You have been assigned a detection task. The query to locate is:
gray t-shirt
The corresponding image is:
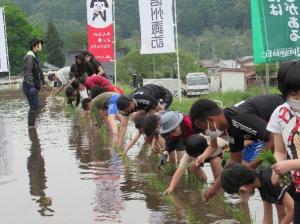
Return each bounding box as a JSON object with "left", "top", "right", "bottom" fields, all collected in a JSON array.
[{"left": 56, "top": 67, "right": 70, "bottom": 85}]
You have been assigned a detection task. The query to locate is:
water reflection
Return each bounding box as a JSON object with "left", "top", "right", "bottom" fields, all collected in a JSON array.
[
  {"left": 93, "top": 148, "right": 124, "bottom": 222},
  {"left": 0, "top": 90, "right": 265, "bottom": 223},
  {"left": 68, "top": 122, "right": 125, "bottom": 222},
  {"left": 27, "top": 128, "right": 54, "bottom": 216},
  {"left": 0, "top": 119, "right": 13, "bottom": 177}
]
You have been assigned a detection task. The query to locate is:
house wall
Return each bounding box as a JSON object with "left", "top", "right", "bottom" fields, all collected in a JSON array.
[{"left": 221, "top": 71, "right": 245, "bottom": 92}]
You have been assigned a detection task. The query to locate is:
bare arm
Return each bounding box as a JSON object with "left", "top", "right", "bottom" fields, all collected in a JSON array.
[
  {"left": 273, "top": 133, "right": 288, "bottom": 161},
  {"left": 116, "top": 114, "right": 128, "bottom": 147},
  {"left": 151, "top": 134, "right": 165, "bottom": 153},
  {"left": 164, "top": 166, "right": 186, "bottom": 194},
  {"left": 124, "top": 132, "right": 141, "bottom": 154},
  {"left": 195, "top": 138, "right": 218, "bottom": 166},
  {"left": 280, "top": 192, "right": 294, "bottom": 224},
  {"left": 152, "top": 102, "right": 164, "bottom": 112},
  {"left": 106, "top": 114, "right": 118, "bottom": 145},
  {"left": 97, "top": 66, "right": 105, "bottom": 76}
]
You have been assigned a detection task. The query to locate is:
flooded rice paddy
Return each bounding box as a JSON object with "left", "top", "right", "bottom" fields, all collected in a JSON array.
[{"left": 0, "top": 90, "right": 271, "bottom": 223}]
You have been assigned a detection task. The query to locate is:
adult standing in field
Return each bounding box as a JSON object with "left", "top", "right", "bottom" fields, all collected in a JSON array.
[
  {"left": 22, "top": 37, "right": 46, "bottom": 128},
  {"left": 82, "top": 51, "right": 108, "bottom": 78}
]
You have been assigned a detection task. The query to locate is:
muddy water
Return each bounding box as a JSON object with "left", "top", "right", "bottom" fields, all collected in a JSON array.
[{"left": 0, "top": 90, "right": 270, "bottom": 224}]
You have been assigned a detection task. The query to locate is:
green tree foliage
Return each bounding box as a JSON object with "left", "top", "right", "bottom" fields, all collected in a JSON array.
[
  {"left": 8, "top": 0, "right": 251, "bottom": 42},
  {"left": 1, "top": 2, "right": 44, "bottom": 75},
  {"left": 65, "top": 31, "right": 87, "bottom": 50},
  {"left": 117, "top": 49, "right": 198, "bottom": 82},
  {"left": 45, "top": 19, "right": 64, "bottom": 67},
  {"left": 4, "top": 0, "right": 254, "bottom": 77}
]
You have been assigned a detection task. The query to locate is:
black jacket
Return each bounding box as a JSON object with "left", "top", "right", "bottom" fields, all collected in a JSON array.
[{"left": 23, "top": 51, "right": 45, "bottom": 90}]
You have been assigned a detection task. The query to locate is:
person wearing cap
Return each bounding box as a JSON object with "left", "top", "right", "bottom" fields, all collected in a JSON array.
[
  {"left": 48, "top": 66, "right": 72, "bottom": 97},
  {"left": 157, "top": 111, "right": 195, "bottom": 164},
  {"left": 22, "top": 37, "right": 46, "bottom": 128}
]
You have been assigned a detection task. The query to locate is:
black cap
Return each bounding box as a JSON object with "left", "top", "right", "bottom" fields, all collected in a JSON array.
[{"left": 29, "top": 37, "right": 44, "bottom": 48}]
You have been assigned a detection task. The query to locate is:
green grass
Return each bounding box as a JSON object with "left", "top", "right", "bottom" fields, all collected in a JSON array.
[
  {"left": 186, "top": 205, "right": 199, "bottom": 224},
  {"left": 118, "top": 84, "right": 279, "bottom": 113},
  {"left": 168, "top": 86, "right": 279, "bottom": 113}
]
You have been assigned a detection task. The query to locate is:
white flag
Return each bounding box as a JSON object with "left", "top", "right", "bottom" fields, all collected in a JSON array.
[
  {"left": 139, "top": 0, "right": 175, "bottom": 54},
  {"left": 0, "top": 8, "right": 8, "bottom": 72}
]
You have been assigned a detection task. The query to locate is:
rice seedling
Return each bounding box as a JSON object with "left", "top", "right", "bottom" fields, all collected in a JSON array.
[
  {"left": 258, "top": 150, "right": 293, "bottom": 187},
  {"left": 186, "top": 205, "right": 199, "bottom": 224}
]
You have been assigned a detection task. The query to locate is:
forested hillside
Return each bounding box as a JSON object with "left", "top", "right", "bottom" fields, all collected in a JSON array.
[
  {"left": 1, "top": 0, "right": 253, "bottom": 77},
  {"left": 9, "top": 0, "right": 250, "bottom": 37}
]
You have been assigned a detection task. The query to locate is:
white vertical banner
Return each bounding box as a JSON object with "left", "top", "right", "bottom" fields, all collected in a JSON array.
[
  {"left": 139, "top": 0, "right": 175, "bottom": 54},
  {"left": 0, "top": 8, "right": 8, "bottom": 72}
]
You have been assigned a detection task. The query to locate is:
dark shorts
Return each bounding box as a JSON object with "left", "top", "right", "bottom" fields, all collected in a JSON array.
[{"left": 165, "top": 136, "right": 185, "bottom": 153}]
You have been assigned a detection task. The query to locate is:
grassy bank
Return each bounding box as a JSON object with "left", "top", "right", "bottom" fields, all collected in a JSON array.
[
  {"left": 169, "top": 87, "right": 279, "bottom": 113},
  {"left": 120, "top": 84, "right": 279, "bottom": 114}
]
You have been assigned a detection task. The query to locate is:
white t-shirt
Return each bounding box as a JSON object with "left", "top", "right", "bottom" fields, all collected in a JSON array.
[
  {"left": 267, "top": 102, "right": 300, "bottom": 192},
  {"left": 267, "top": 102, "right": 300, "bottom": 160},
  {"left": 79, "top": 88, "right": 89, "bottom": 100},
  {"left": 56, "top": 67, "right": 70, "bottom": 85}
]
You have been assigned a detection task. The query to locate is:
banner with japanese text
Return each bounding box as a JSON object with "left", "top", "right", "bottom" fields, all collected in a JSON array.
[
  {"left": 0, "top": 8, "right": 8, "bottom": 72},
  {"left": 86, "top": 0, "right": 114, "bottom": 62},
  {"left": 251, "top": 0, "right": 300, "bottom": 63},
  {"left": 139, "top": 0, "right": 175, "bottom": 54}
]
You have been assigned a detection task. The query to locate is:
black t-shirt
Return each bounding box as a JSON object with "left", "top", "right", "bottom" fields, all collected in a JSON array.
[
  {"left": 131, "top": 84, "right": 167, "bottom": 112},
  {"left": 224, "top": 94, "right": 285, "bottom": 152},
  {"left": 258, "top": 167, "right": 288, "bottom": 204}
]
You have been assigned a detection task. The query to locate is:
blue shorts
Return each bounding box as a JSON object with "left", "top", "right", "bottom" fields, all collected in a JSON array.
[
  {"left": 107, "top": 94, "right": 120, "bottom": 115},
  {"left": 242, "top": 141, "right": 264, "bottom": 162}
]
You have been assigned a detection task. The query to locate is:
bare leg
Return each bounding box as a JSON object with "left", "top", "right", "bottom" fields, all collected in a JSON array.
[
  {"left": 263, "top": 201, "right": 273, "bottom": 224},
  {"left": 176, "top": 150, "right": 184, "bottom": 165},
  {"left": 209, "top": 156, "right": 223, "bottom": 180},
  {"left": 188, "top": 163, "right": 207, "bottom": 181},
  {"left": 116, "top": 114, "right": 128, "bottom": 147}
]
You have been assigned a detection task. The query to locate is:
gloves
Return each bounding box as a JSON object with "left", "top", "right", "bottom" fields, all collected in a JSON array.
[{"left": 29, "top": 86, "right": 37, "bottom": 95}]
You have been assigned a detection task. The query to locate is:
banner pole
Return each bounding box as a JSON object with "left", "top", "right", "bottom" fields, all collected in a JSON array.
[
  {"left": 2, "top": 7, "right": 11, "bottom": 88},
  {"left": 265, "top": 63, "right": 269, "bottom": 94},
  {"left": 173, "top": 0, "right": 181, "bottom": 103},
  {"left": 112, "top": 0, "right": 117, "bottom": 86}
]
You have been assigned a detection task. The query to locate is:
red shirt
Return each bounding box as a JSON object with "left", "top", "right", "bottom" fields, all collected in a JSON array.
[
  {"left": 85, "top": 74, "right": 112, "bottom": 90},
  {"left": 168, "top": 115, "right": 194, "bottom": 141},
  {"left": 182, "top": 115, "right": 194, "bottom": 139}
]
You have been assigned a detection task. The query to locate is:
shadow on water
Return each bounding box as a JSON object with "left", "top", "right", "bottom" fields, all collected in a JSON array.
[
  {"left": 27, "top": 128, "right": 54, "bottom": 216},
  {"left": 0, "top": 89, "right": 265, "bottom": 224}
]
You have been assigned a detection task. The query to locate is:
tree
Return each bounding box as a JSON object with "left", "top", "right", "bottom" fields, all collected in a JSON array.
[
  {"left": 65, "top": 31, "right": 87, "bottom": 50},
  {"left": 2, "top": 2, "right": 44, "bottom": 75},
  {"left": 45, "top": 19, "right": 64, "bottom": 67}
]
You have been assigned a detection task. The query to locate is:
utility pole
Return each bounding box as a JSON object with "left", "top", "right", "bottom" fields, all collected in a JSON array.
[
  {"left": 197, "top": 37, "right": 203, "bottom": 66},
  {"left": 232, "top": 32, "right": 243, "bottom": 64}
]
